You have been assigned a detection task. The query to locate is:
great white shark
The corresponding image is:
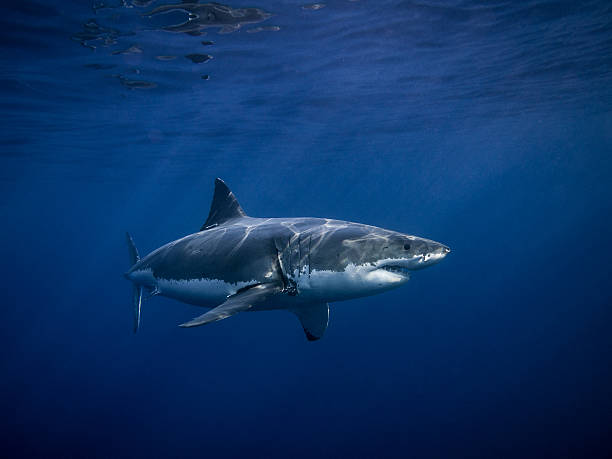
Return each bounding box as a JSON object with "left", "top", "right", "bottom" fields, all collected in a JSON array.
[{"left": 125, "top": 178, "right": 450, "bottom": 341}]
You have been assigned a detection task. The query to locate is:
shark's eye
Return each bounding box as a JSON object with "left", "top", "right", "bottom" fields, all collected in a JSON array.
[{"left": 403, "top": 243, "right": 411, "bottom": 250}]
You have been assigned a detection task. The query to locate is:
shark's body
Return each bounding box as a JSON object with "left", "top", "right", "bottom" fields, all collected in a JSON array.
[{"left": 125, "top": 179, "right": 450, "bottom": 340}]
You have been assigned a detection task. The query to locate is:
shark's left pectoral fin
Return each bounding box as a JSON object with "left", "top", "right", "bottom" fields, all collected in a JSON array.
[
  {"left": 179, "top": 283, "right": 281, "bottom": 328},
  {"left": 291, "top": 303, "right": 330, "bottom": 341}
]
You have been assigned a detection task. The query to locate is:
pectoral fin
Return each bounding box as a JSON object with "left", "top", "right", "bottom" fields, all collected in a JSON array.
[
  {"left": 179, "top": 283, "right": 281, "bottom": 328},
  {"left": 291, "top": 303, "right": 329, "bottom": 341}
]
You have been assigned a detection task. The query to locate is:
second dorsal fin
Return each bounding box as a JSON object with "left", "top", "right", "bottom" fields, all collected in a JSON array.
[{"left": 200, "top": 178, "right": 246, "bottom": 230}]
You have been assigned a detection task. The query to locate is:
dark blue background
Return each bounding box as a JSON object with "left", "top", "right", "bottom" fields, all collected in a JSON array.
[{"left": 1, "top": 1, "right": 611, "bottom": 457}]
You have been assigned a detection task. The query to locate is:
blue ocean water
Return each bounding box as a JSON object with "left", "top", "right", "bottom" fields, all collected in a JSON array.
[{"left": 1, "top": 0, "right": 612, "bottom": 457}]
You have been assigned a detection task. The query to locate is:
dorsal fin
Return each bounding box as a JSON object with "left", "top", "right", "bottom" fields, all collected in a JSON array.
[{"left": 200, "top": 178, "right": 246, "bottom": 230}]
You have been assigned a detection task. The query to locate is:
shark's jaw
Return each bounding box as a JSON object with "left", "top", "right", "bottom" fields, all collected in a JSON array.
[
  {"left": 375, "top": 247, "right": 450, "bottom": 273},
  {"left": 378, "top": 264, "right": 412, "bottom": 278}
]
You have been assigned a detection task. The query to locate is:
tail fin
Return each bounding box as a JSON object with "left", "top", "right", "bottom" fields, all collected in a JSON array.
[
  {"left": 132, "top": 285, "right": 143, "bottom": 333},
  {"left": 126, "top": 232, "right": 140, "bottom": 265},
  {"left": 126, "top": 232, "right": 143, "bottom": 333}
]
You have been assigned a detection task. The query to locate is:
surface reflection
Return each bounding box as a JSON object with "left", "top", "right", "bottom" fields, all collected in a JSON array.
[
  {"left": 143, "top": 2, "right": 272, "bottom": 35},
  {"left": 74, "top": 1, "right": 278, "bottom": 89}
]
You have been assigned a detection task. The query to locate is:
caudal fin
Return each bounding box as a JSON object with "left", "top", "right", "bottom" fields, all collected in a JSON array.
[
  {"left": 126, "top": 232, "right": 142, "bottom": 333},
  {"left": 126, "top": 232, "right": 140, "bottom": 265},
  {"left": 132, "top": 285, "right": 143, "bottom": 333}
]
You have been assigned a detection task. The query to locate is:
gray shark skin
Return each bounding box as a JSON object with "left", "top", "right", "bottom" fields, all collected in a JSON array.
[{"left": 125, "top": 178, "right": 450, "bottom": 340}]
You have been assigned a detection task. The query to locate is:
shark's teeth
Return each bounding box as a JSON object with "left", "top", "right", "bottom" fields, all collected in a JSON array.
[{"left": 381, "top": 265, "right": 411, "bottom": 275}]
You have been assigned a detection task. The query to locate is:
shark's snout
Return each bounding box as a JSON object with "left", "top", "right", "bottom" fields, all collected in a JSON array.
[
  {"left": 404, "top": 241, "right": 450, "bottom": 270},
  {"left": 425, "top": 242, "right": 450, "bottom": 262}
]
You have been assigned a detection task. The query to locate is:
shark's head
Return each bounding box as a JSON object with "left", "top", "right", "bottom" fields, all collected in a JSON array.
[
  {"left": 297, "top": 223, "right": 450, "bottom": 302},
  {"left": 370, "top": 234, "right": 451, "bottom": 278}
]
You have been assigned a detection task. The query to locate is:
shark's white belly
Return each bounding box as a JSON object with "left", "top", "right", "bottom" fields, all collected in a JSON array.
[
  {"left": 291, "top": 264, "right": 409, "bottom": 302},
  {"left": 130, "top": 263, "right": 409, "bottom": 308},
  {"left": 130, "top": 268, "right": 256, "bottom": 307},
  {"left": 157, "top": 277, "right": 258, "bottom": 306}
]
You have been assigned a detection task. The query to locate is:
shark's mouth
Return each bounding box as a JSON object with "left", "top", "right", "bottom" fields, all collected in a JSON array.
[
  {"left": 376, "top": 252, "right": 445, "bottom": 273},
  {"left": 379, "top": 264, "right": 411, "bottom": 278},
  {"left": 376, "top": 256, "right": 422, "bottom": 274}
]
